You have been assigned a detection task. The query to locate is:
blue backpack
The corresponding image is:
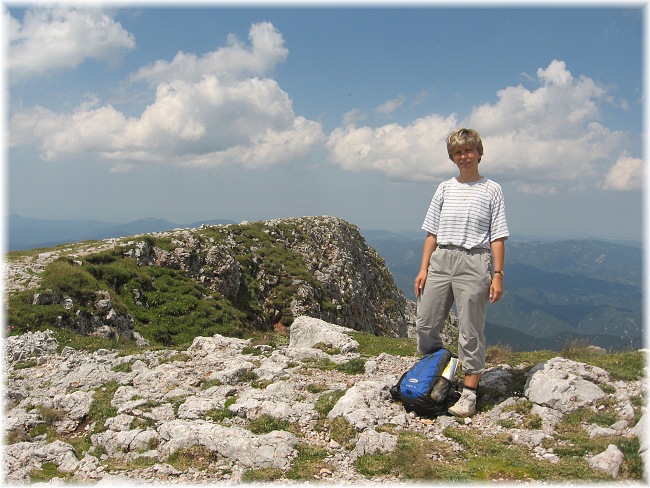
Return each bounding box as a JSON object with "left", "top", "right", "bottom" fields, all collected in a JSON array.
[{"left": 391, "top": 348, "right": 461, "bottom": 417}]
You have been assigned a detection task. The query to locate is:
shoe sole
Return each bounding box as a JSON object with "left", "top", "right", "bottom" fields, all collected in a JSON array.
[{"left": 447, "top": 407, "right": 475, "bottom": 418}]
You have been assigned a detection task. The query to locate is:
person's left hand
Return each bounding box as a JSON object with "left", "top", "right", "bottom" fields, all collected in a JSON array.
[{"left": 489, "top": 276, "right": 503, "bottom": 304}]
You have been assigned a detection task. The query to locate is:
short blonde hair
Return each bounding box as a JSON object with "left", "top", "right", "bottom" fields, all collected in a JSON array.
[{"left": 446, "top": 128, "right": 484, "bottom": 161}]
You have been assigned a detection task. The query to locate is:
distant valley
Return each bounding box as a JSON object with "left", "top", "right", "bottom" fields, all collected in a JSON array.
[{"left": 6, "top": 215, "right": 644, "bottom": 352}]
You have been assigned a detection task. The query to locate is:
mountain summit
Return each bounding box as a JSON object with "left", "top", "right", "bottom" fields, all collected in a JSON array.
[{"left": 6, "top": 216, "right": 410, "bottom": 347}]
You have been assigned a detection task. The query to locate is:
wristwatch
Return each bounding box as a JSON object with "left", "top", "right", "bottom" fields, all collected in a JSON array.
[{"left": 494, "top": 270, "right": 504, "bottom": 277}]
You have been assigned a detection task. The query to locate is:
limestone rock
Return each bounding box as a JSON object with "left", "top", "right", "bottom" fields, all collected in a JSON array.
[
  {"left": 288, "top": 315, "right": 359, "bottom": 353},
  {"left": 350, "top": 429, "right": 398, "bottom": 460},
  {"left": 524, "top": 357, "right": 608, "bottom": 413},
  {"left": 327, "top": 380, "right": 394, "bottom": 431},
  {"left": 2, "top": 322, "right": 646, "bottom": 485},
  {"left": 587, "top": 444, "right": 625, "bottom": 478}
]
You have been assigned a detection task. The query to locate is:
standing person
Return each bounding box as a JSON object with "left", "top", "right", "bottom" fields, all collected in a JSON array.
[{"left": 414, "top": 128, "right": 509, "bottom": 418}]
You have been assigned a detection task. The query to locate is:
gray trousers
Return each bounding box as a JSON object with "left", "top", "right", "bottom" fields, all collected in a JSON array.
[{"left": 416, "top": 246, "right": 492, "bottom": 374}]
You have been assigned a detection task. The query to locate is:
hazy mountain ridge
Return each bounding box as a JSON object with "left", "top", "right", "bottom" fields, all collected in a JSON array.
[
  {"left": 364, "top": 235, "right": 643, "bottom": 352},
  {"left": 7, "top": 214, "right": 236, "bottom": 250}
]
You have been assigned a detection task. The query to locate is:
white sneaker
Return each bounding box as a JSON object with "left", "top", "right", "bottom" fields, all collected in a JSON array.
[{"left": 448, "top": 389, "right": 476, "bottom": 417}]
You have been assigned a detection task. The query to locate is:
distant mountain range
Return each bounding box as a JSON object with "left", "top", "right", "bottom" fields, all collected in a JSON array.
[
  {"left": 363, "top": 231, "right": 644, "bottom": 352},
  {"left": 7, "top": 214, "right": 236, "bottom": 251},
  {"left": 6, "top": 215, "right": 644, "bottom": 352}
]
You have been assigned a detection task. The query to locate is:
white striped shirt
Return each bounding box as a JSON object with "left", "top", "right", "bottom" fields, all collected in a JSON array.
[{"left": 422, "top": 177, "right": 509, "bottom": 250}]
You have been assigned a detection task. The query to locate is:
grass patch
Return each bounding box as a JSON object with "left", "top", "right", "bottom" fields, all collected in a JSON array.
[
  {"left": 200, "top": 379, "right": 223, "bottom": 390},
  {"left": 301, "top": 356, "right": 366, "bottom": 375},
  {"left": 351, "top": 332, "right": 417, "bottom": 357},
  {"left": 167, "top": 445, "right": 219, "bottom": 471},
  {"left": 102, "top": 455, "right": 159, "bottom": 472},
  {"left": 353, "top": 426, "right": 617, "bottom": 482},
  {"left": 205, "top": 407, "right": 233, "bottom": 423},
  {"left": 327, "top": 416, "right": 356, "bottom": 446},
  {"left": 561, "top": 342, "right": 645, "bottom": 381},
  {"left": 486, "top": 343, "right": 517, "bottom": 364},
  {"left": 112, "top": 360, "right": 134, "bottom": 373},
  {"left": 336, "top": 357, "right": 366, "bottom": 374},
  {"left": 354, "top": 452, "right": 393, "bottom": 477},
  {"left": 498, "top": 400, "right": 543, "bottom": 430},
  {"left": 87, "top": 381, "right": 119, "bottom": 433},
  {"left": 158, "top": 352, "right": 190, "bottom": 364},
  {"left": 37, "top": 405, "right": 66, "bottom": 424},
  {"left": 286, "top": 442, "right": 331, "bottom": 480},
  {"left": 241, "top": 467, "right": 285, "bottom": 482},
  {"left": 29, "top": 462, "right": 72, "bottom": 483},
  {"left": 13, "top": 359, "right": 38, "bottom": 370},
  {"left": 307, "top": 383, "right": 329, "bottom": 394},
  {"left": 548, "top": 405, "right": 639, "bottom": 472},
  {"left": 248, "top": 414, "right": 291, "bottom": 434}
]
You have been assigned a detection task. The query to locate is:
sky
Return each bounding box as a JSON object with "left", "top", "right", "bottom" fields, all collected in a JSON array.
[{"left": 3, "top": 2, "right": 646, "bottom": 243}]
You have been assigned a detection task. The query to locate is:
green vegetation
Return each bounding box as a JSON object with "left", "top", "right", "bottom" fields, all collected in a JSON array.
[
  {"left": 247, "top": 414, "right": 291, "bottom": 434},
  {"left": 300, "top": 356, "right": 367, "bottom": 375},
  {"left": 548, "top": 405, "right": 644, "bottom": 478},
  {"left": 6, "top": 221, "right": 342, "bottom": 349},
  {"left": 167, "top": 445, "right": 219, "bottom": 471},
  {"left": 241, "top": 467, "right": 285, "bottom": 482},
  {"left": 327, "top": 416, "right": 356, "bottom": 447},
  {"left": 286, "top": 443, "right": 331, "bottom": 480},
  {"left": 314, "top": 389, "right": 346, "bottom": 418},
  {"left": 87, "top": 381, "right": 119, "bottom": 433},
  {"left": 353, "top": 428, "right": 613, "bottom": 482},
  {"left": 29, "top": 462, "right": 72, "bottom": 483},
  {"left": 560, "top": 340, "right": 645, "bottom": 381},
  {"left": 352, "top": 331, "right": 417, "bottom": 357},
  {"left": 205, "top": 407, "right": 233, "bottom": 423}
]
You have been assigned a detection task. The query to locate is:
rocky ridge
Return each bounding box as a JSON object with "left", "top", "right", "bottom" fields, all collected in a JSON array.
[
  {"left": 3, "top": 318, "right": 647, "bottom": 484},
  {"left": 5, "top": 216, "right": 409, "bottom": 342}
]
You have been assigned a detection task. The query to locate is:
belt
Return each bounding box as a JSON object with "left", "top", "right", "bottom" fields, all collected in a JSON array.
[{"left": 438, "top": 244, "right": 489, "bottom": 254}]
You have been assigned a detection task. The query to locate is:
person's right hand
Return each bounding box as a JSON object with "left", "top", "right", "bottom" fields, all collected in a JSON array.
[{"left": 414, "top": 271, "right": 427, "bottom": 298}]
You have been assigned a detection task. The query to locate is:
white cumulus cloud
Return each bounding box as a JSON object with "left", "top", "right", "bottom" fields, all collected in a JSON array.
[
  {"left": 602, "top": 156, "right": 643, "bottom": 191},
  {"left": 7, "top": 6, "right": 136, "bottom": 83},
  {"left": 327, "top": 114, "right": 459, "bottom": 181},
  {"left": 327, "top": 59, "right": 631, "bottom": 193},
  {"left": 9, "top": 21, "right": 324, "bottom": 172},
  {"left": 130, "top": 21, "right": 288, "bottom": 86}
]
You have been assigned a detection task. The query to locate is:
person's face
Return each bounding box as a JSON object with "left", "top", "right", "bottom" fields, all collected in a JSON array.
[{"left": 451, "top": 144, "right": 480, "bottom": 173}]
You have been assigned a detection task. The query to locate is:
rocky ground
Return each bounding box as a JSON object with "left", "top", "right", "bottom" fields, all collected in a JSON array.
[
  {"left": 3, "top": 223, "right": 647, "bottom": 484},
  {"left": 3, "top": 318, "right": 647, "bottom": 485}
]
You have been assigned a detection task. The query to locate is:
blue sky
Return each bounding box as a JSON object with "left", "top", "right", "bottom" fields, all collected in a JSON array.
[{"left": 4, "top": 3, "right": 645, "bottom": 242}]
